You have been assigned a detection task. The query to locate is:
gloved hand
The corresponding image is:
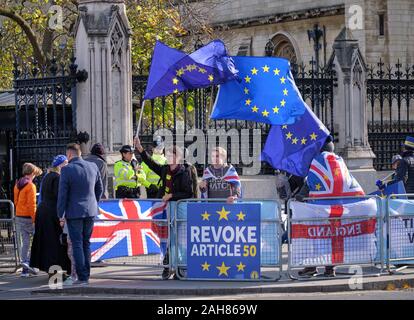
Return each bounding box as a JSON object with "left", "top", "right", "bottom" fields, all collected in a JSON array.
[{"left": 376, "top": 179, "right": 385, "bottom": 190}]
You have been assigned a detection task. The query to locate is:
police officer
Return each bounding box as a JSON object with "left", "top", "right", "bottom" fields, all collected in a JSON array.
[
  {"left": 141, "top": 136, "right": 167, "bottom": 199},
  {"left": 114, "top": 145, "right": 146, "bottom": 199},
  {"left": 394, "top": 136, "right": 414, "bottom": 193}
]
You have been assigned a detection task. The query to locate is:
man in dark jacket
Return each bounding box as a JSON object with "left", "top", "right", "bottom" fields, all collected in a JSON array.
[
  {"left": 84, "top": 143, "right": 108, "bottom": 199},
  {"left": 134, "top": 136, "right": 195, "bottom": 279},
  {"left": 393, "top": 136, "right": 414, "bottom": 193},
  {"left": 57, "top": 143, "right": 103, "bottom": 285}
]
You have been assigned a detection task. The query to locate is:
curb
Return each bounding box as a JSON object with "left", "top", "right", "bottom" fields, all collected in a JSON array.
[{"left": 31, "top": 275, "right": 414, "bottom": 296}]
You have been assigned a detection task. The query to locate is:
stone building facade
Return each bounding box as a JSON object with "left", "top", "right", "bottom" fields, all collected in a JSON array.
[{"left": 194, "top": 0, "right": 414, "bottom": 68}]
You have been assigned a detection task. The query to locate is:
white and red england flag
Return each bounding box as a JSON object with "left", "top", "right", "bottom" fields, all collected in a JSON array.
[{"left": 290, "top": 198, "right": 379, "bottom": 266}]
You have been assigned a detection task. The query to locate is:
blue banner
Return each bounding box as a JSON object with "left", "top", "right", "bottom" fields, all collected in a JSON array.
[{"left": 187, "top": 203, "right": 261, "bottom": 280}]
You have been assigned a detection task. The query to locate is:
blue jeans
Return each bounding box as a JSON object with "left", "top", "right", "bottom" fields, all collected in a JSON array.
[{"left": 66, "top": 217, "right": 94, "bottom": 282}]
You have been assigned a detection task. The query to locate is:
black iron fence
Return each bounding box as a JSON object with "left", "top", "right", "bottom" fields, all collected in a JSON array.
[
  {"left": 12, "top": 57, "right": 86, "bottom": 183},
  {"left": 132, "top": 60, "right": 337, "bottom": 174},
  {"left": 367, "top": 59, "right": 414, "bottom": 170}
]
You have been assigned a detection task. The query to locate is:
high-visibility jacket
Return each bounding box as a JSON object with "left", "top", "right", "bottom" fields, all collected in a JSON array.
[
  {"left": 114, "top": 159, "right": 146, "bottom": 191},
  {"left": 141, "top": 153, "right": 167, "bottom": 188}
]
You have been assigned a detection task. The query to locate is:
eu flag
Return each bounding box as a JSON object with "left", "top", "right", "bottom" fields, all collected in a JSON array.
[
  {"left": 144, "top": 40, "right": 238, "bottom": 100},
  {"left": 261, "top": 105, "right": 330, "bottom": 177},
  {"left": 370, "top": 180, "right": 406, "bottom": 198},
  {"left": 210, "top": 56, "right": 306, "bottom": 125}
]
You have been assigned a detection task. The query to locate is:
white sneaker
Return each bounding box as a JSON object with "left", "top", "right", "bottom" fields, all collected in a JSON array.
[
  {"left": 20, "top": 272, "right": 30, "bottom": 278},
  {"left": 63, "top": 276, "right": 74, "bottom": 286},
  {"left": 21, "top": 262, "right": 38, "bottom": 275}
]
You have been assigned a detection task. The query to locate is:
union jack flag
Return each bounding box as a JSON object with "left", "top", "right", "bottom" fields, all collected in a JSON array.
[
  {"left": 90, "top": 199, "right": 168, "bottom": 262},
  {"left": 307, "top": 152, "right": 365, "bottom": 198},
  {"left": 201, "top": 165, "right": 242, "bottom": 198}
]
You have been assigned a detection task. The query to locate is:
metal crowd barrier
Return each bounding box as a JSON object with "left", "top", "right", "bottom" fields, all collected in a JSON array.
[
  {"left": 91, "top": 199, "right": 170, "bottom": 278},
  {"left": 287, "top": 195, "right": 384, "bottom": 280},
  {"left": 386, "top": 194, "right": 414, "bottom": 273},
  {"left": 173, "top": 198, "right": 283, "bottom": 281},
  {"left": 0, "top": 200, "right": 19, "bottom": 273}
]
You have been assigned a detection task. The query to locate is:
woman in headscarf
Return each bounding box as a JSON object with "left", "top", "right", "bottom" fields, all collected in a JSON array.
[{"left": 30, "top": 155, "right": 71, "bottom": 277}]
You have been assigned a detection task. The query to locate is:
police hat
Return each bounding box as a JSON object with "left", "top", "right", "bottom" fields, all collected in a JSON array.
[
  {"left": 404, "top": 136, "right": 414, "bottom": 149},
  {"left": 119, "top": 145, "right": 134, "bottom": 153}
]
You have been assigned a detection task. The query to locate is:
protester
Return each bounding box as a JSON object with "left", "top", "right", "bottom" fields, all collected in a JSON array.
[
  {"left": 57, "top": 143, "right": 103, "bottom": 285},
  {"left": 199, "top": 147, "right": 241, "bottom": 203},
  {"left": 134, "top": 136, "right": 196, "bottom": 280},
  {"left": 84, "top": 143, "right": 109, "bottom": 199},
  {"left": 141, "top": 136, "right": 167, "bottom": 199},
  {"left": 392, "top": 136, "right": 414, "bottom": 193},
  {"left": 114, "top": 145, "right": 146, "bottom": 199},
  {"left": 30, "top": 155, "right": 71, "bottom": 278},
  {"left": 13, "top": 162, "right": 42, "bottom": 277},
  {"left": 295, "top": 135, "right": 365, "bottom": 277},
  {"left": 376, "top": 155, "right": 403, "bottom": 190}
]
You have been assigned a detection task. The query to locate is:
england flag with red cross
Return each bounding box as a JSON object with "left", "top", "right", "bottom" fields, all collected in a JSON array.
[
  {"left": 90, "top": 199, "right": 168, "bottom": 262},
  {"left": 290, "top": 199, "right": 379, "bottom": 266}
]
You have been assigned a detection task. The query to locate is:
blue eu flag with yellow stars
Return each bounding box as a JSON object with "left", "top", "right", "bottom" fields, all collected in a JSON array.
[
  {"left": 210, "top": 56, "right": 306, "bottom": 125},
  {"left": 261, "top": 104, "right": 330, "bottom": 177},
  {"left": 144, "top": 40, "right": 238, "bottom": 100}
]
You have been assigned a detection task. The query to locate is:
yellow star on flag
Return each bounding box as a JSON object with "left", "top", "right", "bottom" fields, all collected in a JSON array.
[
  {"left": 273, "top": 68, "right": 280, "bottom": 76},
  {"left": 251, "top": 67, "right": 258, "bottom": 75},
  {"left": 176, "top": 68, "right": 184, "bottom": 76},
  {"left": 244, "top": 75, "right": 251, "bottom": 83},
  {"left": 252, "top": 106, "right": 259, "bottom": 112},
  {"left": 245, "top": 99, "right": 251, "bottom": 106},
  {"left": 217, "top": 207, "right": 230, "bottom": 221},
  {"left": 262, "top": 110, "right": 269, "bottom": 117},
  {"left": 208, "top": 74, "right": 214, "bottom": 82},
  {"left": 236, "top": 211, "right": 246, "bottom": 221},
  {"left": 244, "top": 88, "right": 249, "bottom": 94},
  {"left": 282, "top": 125, "right": 288, "bottom": 129},
  {"left": 310, "top": 132, "right": 318, "bottom": 140},
  {"left": 273, "top": 106, "right": 279, "bottom": 114},
  {"left": 190, "top": 64, "right": 197, "bottom": 70},
  {"left": 283, "top": 89, "right": 288, "bottom": 96},
  {"left": 280, "top": 77, "right": 286, "bottom": 84},
  {"left": 292, "top": 138, "right": 298, "bottom": 144},
  {"left": 236, "top": 262, "right": 246, "bottom": 272},
  {"left": 173, "top": 89, "right": 179, "bottom": 94},
  {"left": 262, "top": 65, "right": 270, "bottom": 72},
  {"left": 198, "top": 67, "right": 207, "bottom": 74},
  {"left": 201, "top": 261, "right": 210, "bottom": 271},
  {"left": 280, "top": 99, "right": 286, "bottom": 107},
  {"left": 186, "top": 64, "right": 192, "bottom": 71},
  {"left": 172, "top": 78, "right": 179, "bottom": 85},
  {"left": 301, "top": 137, "right": 307, "bottom": 145},
  {"left": 201, "top": 211, "right": 210, "bottom": 221},
  {"left": 216, "top": 262, "right": 230, "bottom": 276},
  {"left": 286, "top": 132, "right": 293, "bottom": 140},
  {"left": 315, "top": 183, "right": 322, "bottom": 191}
]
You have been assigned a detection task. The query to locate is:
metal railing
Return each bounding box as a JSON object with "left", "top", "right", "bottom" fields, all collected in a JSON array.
[
  {"left": 0, "top": 200, "right": 19, "bottom": 273},
  {"left": 386, "top": 194, "right": 414, "bottom": 273},
  {"left": 173, "top": 198, "right": 283, "bottom": 281},
  {"left": 287, "top": 195, "right": 384, "bottom": 280}
]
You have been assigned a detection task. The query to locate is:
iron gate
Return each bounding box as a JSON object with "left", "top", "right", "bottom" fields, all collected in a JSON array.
[
  {"left": 367, "top": 59, "right": 414, "bottom": 171},
  {"left": 13, "top": 57, "right": 86, "bottom": 181}
]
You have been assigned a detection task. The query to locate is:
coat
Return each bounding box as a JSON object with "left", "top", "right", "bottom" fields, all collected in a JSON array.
[
  {"left": 13, "top": 177, "right": 37, "bottom": 221},
  {"left": 57, "top": 157, "right": 103, "bottom": 219},
  {"left": 84, "top": 154, "right": 109, "bottom": 199},
  {"left": 30, "top": 172, "right": 71, "bottom": 273},
  {"left": 139, "top": 150, "right": 194, "bottom": 200}
]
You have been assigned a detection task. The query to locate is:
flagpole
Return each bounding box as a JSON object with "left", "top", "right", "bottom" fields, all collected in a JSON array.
[{"left": 135, "top": 100, "right": 146, "bottom": 140}]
